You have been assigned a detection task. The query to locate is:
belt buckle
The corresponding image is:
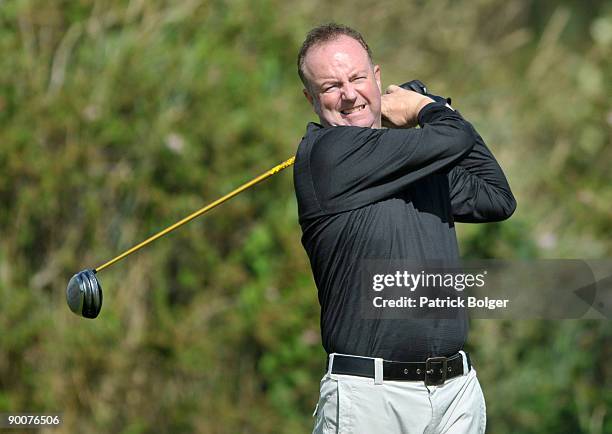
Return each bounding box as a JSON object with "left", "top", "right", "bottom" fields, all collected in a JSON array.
[{"left": 425, "top": 357, "right": 447, "bottom": 386}]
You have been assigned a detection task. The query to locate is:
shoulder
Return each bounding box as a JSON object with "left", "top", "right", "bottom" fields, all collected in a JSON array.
[
  {"left": 309, "top": 125, "right": 386, "bottom": 158},
  {"left": 297, "top": 123, "right": 394, "bottom": 167},
  {"left": 314, "top": 124, "right": 381, "bottom": 143}
]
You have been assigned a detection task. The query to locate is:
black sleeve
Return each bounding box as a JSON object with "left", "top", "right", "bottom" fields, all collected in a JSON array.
[
  {"left": 448, "top": 122, "right": 516, "bottom": 222},
  {"left": 309, "top": 103, "right": 476, "bottom": 213}
]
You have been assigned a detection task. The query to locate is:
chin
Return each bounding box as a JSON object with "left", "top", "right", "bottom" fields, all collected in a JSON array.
[
  {"left": 323, "top": 112, "right": 378, "bottom": 128},
  {"left": 357, "top": 119, "right": 374, "bottom": 127},
  {"left": 348, "top": 117, "right": 375, "bottom": 128}
]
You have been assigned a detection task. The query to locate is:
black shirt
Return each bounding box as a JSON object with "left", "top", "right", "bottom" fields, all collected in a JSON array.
[{"left": 293, "top": 102, "right": 516, "bottom": 361}]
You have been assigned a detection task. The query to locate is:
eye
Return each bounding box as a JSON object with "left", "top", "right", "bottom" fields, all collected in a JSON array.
[
  {"left": 352, "top": 76, "right": 367, "bottom": 82},
  {"left": 322, "top": 85, "right": 337, "bottom": 93}
]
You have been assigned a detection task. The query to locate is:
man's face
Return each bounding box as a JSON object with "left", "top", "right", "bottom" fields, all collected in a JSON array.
[{"left": 302, "top": 35, "right": 382, "bottom": 128}]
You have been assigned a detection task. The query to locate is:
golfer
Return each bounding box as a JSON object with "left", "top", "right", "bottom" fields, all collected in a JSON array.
[{"left": 294, "top": 24, "right": 516, "bottom": 433}]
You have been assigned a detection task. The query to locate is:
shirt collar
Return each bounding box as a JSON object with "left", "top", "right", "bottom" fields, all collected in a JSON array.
[{"left": 306, "top": 122, "right": 325, "bottom": 136}]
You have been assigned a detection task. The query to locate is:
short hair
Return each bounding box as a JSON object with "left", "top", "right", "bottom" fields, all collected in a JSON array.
[{"left": 297, "top": 23, "right": 373, "bottom": 89}]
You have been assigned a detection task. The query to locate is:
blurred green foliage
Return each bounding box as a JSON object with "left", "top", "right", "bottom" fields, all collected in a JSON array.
[{"left": 0, "top": 0, "right": 610, "bottom": 433}]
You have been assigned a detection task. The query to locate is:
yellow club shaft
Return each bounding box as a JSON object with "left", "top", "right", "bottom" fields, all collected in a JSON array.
[{"left": 94, "top": 156, "right": 296, "bottom": 273}]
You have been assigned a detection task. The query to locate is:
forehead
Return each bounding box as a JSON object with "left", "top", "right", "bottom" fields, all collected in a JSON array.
[{"left": 303, "top": 35, "right": 371, "bottom": 81}]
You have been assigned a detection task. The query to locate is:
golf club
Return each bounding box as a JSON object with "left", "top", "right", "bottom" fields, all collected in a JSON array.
[
  {"left": 66, "top": 80, "right": 430, "bottom": 319},
  {"left": 66, "top": 156, "right": 295, "bottom": 318}
]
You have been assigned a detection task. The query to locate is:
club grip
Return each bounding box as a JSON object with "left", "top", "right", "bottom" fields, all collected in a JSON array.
[
  {"left": 399, "top": 80, "right": 428, "bottom": 95},
  {"left": 399, "top": 80, "right": 453, "bottom": 107}
]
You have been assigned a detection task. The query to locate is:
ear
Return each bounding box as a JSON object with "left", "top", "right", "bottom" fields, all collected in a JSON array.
[
  {"left": 303, "top": 88, "right": 314, "bottom": 107},
  {"left": 373, "top": 64, "right": 381, "bottom": 93}
]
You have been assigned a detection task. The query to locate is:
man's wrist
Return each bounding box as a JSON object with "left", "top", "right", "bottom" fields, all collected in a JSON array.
[
  {"left": 417, "top": 100, "right": 460, "bottom": 128},
  {"left": 415, "top": 96, "right": 436, "bottom": 118}
]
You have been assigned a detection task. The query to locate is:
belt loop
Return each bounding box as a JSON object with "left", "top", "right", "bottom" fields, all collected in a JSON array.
[
  {"left": 374, "top": 358, "right": 383, "bottom": 385},
  {"left": 459, "top": 350, "right": 469, "bottom": 375},
  {"left": 327, "top": 353, "right": 336, "bottom": 377}
]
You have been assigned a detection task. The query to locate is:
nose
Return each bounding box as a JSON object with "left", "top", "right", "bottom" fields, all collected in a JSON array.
[{"left": 341, "top": 82, "right": 358, "bottom": 101}]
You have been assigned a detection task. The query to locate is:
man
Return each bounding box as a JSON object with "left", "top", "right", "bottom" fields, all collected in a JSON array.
[{"left": 294, "top": 24, "right": 515, "bottom": 433}]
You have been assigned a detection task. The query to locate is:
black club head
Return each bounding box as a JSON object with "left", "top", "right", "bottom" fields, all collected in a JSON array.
[{"left": 66, "top": 269, "right": 103, "bottom": 319}]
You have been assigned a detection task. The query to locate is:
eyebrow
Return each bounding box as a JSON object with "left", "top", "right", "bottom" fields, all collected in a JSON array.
[{"left": 316, "top": 70, "right": 369, "bottom": 86}]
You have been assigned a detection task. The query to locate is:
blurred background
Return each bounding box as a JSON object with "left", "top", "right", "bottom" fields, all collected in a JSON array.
[{"left": 0, "top": 0, "right": 610, "bottom": 433}]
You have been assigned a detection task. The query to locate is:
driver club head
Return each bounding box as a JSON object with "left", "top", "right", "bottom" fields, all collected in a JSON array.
[{"left": 66, "top": 269, "right": 103, "bottom": 319}]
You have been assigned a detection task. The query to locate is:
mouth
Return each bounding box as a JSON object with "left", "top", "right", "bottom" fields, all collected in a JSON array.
[{"left": 340, "top": 104, "right": 366, "bottom": 115}]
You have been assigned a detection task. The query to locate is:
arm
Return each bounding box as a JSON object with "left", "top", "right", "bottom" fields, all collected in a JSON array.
[
  {"left": 307, "top": 102, "right": 476, "bottom": 214},
  {"left": 448, "top": 123, "right": 516, "bottom": 222},
  {"left": 383, "top": 83, "right": 516, "bottom": 222}
]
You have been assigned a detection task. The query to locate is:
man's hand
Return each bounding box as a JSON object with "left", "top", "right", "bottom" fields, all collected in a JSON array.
[{"left": 381, "top": 85, "right": 435, "bottom": 129}]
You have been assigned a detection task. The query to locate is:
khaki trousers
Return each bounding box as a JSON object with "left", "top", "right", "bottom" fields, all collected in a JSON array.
[{"left": 312, "top": 353, "right": 486, "bottom": 434}]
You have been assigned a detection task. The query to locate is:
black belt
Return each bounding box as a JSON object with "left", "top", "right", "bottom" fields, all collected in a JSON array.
[{"left": 329, "top": 352, "right": 470, "bottom": 386}]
